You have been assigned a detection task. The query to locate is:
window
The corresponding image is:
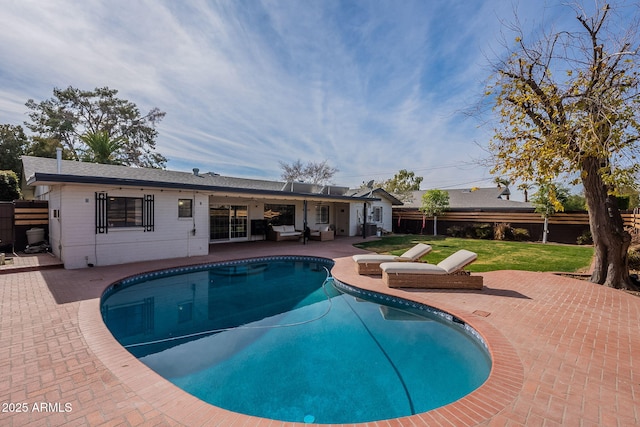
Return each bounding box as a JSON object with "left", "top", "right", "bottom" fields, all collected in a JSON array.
[
  {"left": 96, "top": 193, "right": 154, "bottom": 233},
  {"left": 264, "top": 204, "right": 295, "bottom": 226},
  {"left": 178, "top": 199, "right": 193, "bottom": 218},
  {"left": 315, "top": 205, "right": 329, "bottom": 224},
  {"left": 108, "top": 197, "right": 143, "bottom": 227},
  {"left": 372, "top": 206, "right": 383, "bottom": 222}
]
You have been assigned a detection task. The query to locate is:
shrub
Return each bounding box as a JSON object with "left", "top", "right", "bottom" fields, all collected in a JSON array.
[
  {"left": 576, "top": 230, "right": 593, "bottom": 245},
  {"left": 473, "top": 223, "right": 493, "bottom": 239},
  {"left": 494, "top": 223, "right": 513, "bottom": 241},
  {"left": 446, "top": 225, "right": 465, "bottom": 237},
  {"left": 628, "top": 248, "right": 640, "bottom": 270},
  {"left": 512, "top": 228, "right": 530, "bottom": 241}
]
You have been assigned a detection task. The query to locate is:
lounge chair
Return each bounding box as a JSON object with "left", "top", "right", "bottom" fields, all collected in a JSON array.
[
  {"left": 352, "top": 243, "right": 432, "bottom": 275},
  {"left": 380, "top": 249, "right": 483, "bottom": 289}
]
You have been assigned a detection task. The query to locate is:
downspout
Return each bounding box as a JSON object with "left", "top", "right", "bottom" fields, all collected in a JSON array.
[{"left": 56, "top": 147, "right": 64, "bottom": 263}]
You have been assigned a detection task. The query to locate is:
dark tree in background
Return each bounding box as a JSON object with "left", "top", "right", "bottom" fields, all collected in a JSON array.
[
  {"left": 0, "top": 170, "right": 21, "bottom": 201},
  {"left": 0, "top": 124, "right": 28, "bottom": 176},
  {"left": 25, "top": 86, "right": 167, "bottom": 168}
]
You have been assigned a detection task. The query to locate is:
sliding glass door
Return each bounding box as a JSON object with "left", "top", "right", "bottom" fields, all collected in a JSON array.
[{"left": 210, "top": 205, "right": 248, "bottom": 241}]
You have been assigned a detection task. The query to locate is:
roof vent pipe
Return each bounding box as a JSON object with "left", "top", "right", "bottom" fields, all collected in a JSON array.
[
  {"left": 56, "top": 147, "right": 62, "bottom": 174},
  {"left": 193, "top": 168, "right": 199, "bottom": 176}
]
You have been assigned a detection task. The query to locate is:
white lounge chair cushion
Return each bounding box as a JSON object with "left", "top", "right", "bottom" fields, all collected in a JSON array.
[
  {"left": 352, "top": 243, "right": 432, "bottom": 264},
  {"left": 283, "top": 225, "right": 296, "bottom": 232},
  {"left": 380, "top": 262, "right": 447, "bottom": 275},
  {"left": 352, "top": 254, "right": 398, "bottom": 263},
  {"left": 380, "top": 249, "right": 478, "bottom": 275},
  {"left": 436, "top": 249, "right": 477, "bottom": 273},
  {"left": 400, "top": 243, "right": 432, "bottom": 260}
]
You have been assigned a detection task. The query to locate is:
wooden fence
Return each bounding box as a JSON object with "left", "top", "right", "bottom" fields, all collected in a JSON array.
[
  {"left": 394, "top": 210, "right": 640, "bottom": 227},
  {"left": 0, "top": 200, "right": 49, "bottom": 251},
  {"left": 392, "top": 208, "right": 640, "bottom": 243}
]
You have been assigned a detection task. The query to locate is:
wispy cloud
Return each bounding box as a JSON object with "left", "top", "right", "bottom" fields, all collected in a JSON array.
[{"left": 1, "top": 0, "right": 622, "bottom": 192}]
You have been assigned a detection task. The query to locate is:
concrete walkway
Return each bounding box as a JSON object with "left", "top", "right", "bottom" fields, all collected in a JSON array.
[{"left": 0, "top": 238, "right": 638, "bottom": 426}]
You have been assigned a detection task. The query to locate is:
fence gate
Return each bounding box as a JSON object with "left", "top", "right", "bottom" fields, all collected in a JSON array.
[
  {"left": 0, "top": 202, "right": 14, "bottom": 251},
  {"left": 13, "top": 200, "right": 49, "bottom": 251}
]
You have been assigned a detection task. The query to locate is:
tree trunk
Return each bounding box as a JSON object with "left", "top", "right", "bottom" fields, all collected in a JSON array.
[
  {"left": 433, "top": 216, "right": 438, "bottom": 236},
  {"left": 581, "top": 157, "right": 632, "bottom": 289},
  {"left": 542, "top": 216, "right": 549, "bottom": 244}
]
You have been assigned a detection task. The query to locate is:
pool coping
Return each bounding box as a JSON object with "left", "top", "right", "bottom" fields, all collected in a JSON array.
[
  {"left": 4, "top": 237, "right": 639, "bottom": 425},
  {"left": 78, "top": 255, "right": 524, "bottom": 426}
]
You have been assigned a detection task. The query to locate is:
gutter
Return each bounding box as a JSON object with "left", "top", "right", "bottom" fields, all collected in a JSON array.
[{"left": 27, "top": 172, "right": 380, "bottom": 203}]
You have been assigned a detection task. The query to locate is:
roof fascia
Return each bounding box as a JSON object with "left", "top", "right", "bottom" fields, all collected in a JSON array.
[{"left": 28, "top": 173, "right": 378, "bottom": 202}]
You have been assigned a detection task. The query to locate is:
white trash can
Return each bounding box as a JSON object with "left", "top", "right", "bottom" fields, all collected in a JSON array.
[{"left": 26, "top": 228, "right": 45, "bottom": 245}]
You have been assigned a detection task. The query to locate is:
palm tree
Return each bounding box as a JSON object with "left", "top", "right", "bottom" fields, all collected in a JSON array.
[
  {"left": 80, "top": 131, "right": 124, "bottom": 164},
  {"left": 494, "top": 177, "right": 511, "bottom": 200}
]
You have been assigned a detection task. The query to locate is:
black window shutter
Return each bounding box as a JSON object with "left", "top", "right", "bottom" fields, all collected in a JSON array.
[
  {"left": 96, "top": 192, "right": 108, "bottom": 234},
  {"left": 143, "top": 194, "right": 154, "bottom": 232}
]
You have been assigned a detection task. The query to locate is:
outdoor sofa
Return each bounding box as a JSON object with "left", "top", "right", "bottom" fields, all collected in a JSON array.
[
  {"left": 267, "top": 225, "right": 302, "bottom": 241},
  {"left": 352, "top": 243, "right": 432, "bottom": 275},
  {"left": 380, "top": 249, "right": 483, "bottom": 289}
]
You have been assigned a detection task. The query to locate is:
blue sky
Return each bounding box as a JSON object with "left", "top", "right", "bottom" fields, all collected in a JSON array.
[{"left": 0, "top": 1, "right": 628, "bottom": 197}]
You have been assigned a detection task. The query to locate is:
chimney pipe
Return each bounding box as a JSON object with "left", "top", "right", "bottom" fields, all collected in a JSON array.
[
  {"left": 56, "top": 147, "right": 62, "bottom": 174},
  {"left": 192, "top": 168, "right": 200, "bottom": 176}
]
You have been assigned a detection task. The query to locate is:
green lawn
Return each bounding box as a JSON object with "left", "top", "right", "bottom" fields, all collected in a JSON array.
[{"left": 354, "top": 235, "right": 594, "bottom": 273}]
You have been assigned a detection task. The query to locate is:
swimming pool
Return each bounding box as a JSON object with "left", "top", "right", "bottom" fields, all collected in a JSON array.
[{"left": 101, "top": 256, "right": 491, "bottom": 424}]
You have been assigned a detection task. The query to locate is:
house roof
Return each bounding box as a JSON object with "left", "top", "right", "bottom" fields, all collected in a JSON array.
[
  {"left": 399, "top": 187, "right": 534, "bottom": 211},
  {"left": 21, "top": 156, "right": 377, "bottom": 203},
  {"left": 347, "top": 188, "right": 404, "bottom": 205}
]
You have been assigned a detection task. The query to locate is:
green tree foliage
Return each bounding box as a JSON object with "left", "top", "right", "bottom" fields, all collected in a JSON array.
[
  {"left": 25, "top": 86, "right": 167, "bottom": 168},
  {"left": 80, "top": 131, "right": 125, "bottom": 164},
  {"left": 531, "top": 183, "right": 568, "bottom": 218},
  {"left": 485, "top": 2, "right": 640, "bottom": 288},
  {"left": 532, "top": 182, "right": 568, "bottom": 243},
  {"left": 25, "top": 137, "right": 66, "bottom": 159},
  {"left": 420, "top": 189, "right": 450, "bottom": 235},
  {"left": 564, "top": 193, "right": 587, "bottom": 211},
  {"left": 382, "top": 169, "right": 423, "bottom": 202},
  {"left": 0, "top": 124, "right": 28, "bottom": 176},
  {"left": 0, "top": 170, "right": 21, "bottom": 201}
]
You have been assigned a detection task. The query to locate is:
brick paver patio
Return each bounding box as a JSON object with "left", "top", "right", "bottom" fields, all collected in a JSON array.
[{"left": 1, "top": 238, "right": 638, "bottom": 426}]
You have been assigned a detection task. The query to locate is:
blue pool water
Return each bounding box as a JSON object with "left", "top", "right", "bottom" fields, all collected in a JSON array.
[{"left": 101, "top": 257, "right": 491, "bottom": 424}]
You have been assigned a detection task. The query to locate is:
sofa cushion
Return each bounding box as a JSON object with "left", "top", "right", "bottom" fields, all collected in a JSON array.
[
  {"left": 283, "top": 225, "right": 296, "bottom": 232},
  {"left": 280, "top": 232, "right": 301, "bottom": 237},
  {"left": 272, "top": 225, "right": 285, "bottom": 233}
]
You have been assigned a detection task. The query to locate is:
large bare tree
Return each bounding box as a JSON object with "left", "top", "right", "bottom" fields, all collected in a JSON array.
[
  {"left": 279, "top": 159, "right": 338, "bottom": 185},
  {"left": 486, "top": 2, "right": 640, "bottom": 289}
]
